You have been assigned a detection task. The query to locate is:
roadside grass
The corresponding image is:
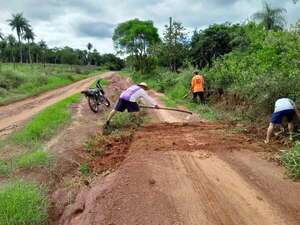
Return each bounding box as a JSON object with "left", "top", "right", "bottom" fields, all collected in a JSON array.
[
  {"left": 0, "top": 63, "right": 100, "bottom": 105},
  {"left": 0, "top": 180, "right": 48, "bottom": 225},
  {"left": 15, "top": 150, "right": 53, "bottom": 170},
  {"left": 10, "top": 94, "right": 81, "bottom": 148},
  {"left": 282, "top": 142, "right": 300, "bottom": 180},
  {"left": 0, "top": 160, "right": 11, "bottom": 177}
]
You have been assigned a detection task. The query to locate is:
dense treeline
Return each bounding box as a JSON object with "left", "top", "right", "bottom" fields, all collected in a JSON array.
[
  {"left": 115, "top": 2, "right": 300, "bottom": 121},
  {"left": 0, "top": 13, "right": 124, "bottom": 70}
]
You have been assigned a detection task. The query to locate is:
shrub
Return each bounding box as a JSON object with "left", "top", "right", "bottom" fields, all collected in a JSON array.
[
  {"left": 79, "top": 163, "right": 90, "bottom": 176},
  {"left": 282, "top": 142, "right": 300, "bottom": 180},
  {"left": 0, "top": 180, "right": 48, "bottom": 225},
  {"left": 0, "top": 70, "right": 24, "bottom": 90},
  {"left": 0, "top": 160, "right": 11, "bottom": 177}
]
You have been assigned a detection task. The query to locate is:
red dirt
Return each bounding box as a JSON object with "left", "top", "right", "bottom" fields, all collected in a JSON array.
[{"left": 57, "top": 74, "right": 300, "bottom": 225}]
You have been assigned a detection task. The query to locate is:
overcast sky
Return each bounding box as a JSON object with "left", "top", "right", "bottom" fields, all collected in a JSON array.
[{"left": 0, "top": 0, "right": 299, "bottom": 54}]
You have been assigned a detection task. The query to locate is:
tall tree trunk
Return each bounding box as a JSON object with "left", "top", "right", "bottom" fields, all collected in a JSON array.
[
  {"left": 18, "top": 35, "right": 22, "bottom": 63},
  {"left": 28, "top": 40, "right": 32, "bottom": 64}
]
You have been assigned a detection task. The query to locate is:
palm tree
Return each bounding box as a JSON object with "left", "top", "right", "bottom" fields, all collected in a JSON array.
[
  {"left": 87, "top": 42, "right": 93, "bottom": 65},
  {"left": 7, "top": 34, "right": 17, "bottom": 64},
  {"left": 8, "top": 13, "right": 29, "bottom": 63},
  {"left": 253, "top": 1, "right": 287, "bottom": 30},
  {"left": 23, "top": 26, "right": 35, "bottom": 64}
]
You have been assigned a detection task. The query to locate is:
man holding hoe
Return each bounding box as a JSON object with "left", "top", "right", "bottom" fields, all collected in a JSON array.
[
  {"left": 105, "top": 82, "right": 159, "bottom": 127},
  {"left": 265, "top": 97, "right": 300, "bottom": 144},
  {"left": 191, "top": 71, "right": 205, "bottom": 103}
]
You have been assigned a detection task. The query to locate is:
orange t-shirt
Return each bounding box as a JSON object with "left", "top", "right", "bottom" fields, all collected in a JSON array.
[{"left": 191, "top": 75, "right": 204, "bottom": 92}]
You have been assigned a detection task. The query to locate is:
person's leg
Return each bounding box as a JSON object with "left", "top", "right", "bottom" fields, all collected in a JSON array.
[
  {"left": 199, "top": 92, "right": 205, "bottom": 104},
  {"left": 106, "top": 109, "right": 117, "bottom": 125},
  {"left": 193, "top": 92, "right": 197, "bottom": 102},
  {"left": 265, "top": 123, "right": 274, "bottom": 144},
  {"left": 288, "top": 122, "right": 294, "bottom": 141}
]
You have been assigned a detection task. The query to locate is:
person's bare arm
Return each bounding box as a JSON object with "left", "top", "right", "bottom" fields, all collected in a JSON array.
[{"left": 296, "top": 107, "right": 300, "bottom": 118}]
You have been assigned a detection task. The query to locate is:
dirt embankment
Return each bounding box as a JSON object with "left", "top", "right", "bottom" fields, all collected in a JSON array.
[{"left": 56, "top": 74, "right": 300, "bottom": 225}]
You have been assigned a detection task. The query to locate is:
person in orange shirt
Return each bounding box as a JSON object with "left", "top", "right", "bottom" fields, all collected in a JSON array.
[{"left": 191, "top": 71, "right": 205, "bottom": 103}]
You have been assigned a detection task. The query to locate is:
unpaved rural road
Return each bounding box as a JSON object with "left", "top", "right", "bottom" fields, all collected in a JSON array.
[
  {"left": 57, "top": 75, "right": 300, "bottom": 225},
  {"left": 0, "top": 72, "right": 112, "bottom": 137}
]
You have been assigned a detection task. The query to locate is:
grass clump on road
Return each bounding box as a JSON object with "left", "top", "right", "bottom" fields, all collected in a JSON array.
[
  {"left": 282, "top": 142, "right": 300, "bottom": 180},
  {"left": 10, "top": 94, "right": 81, "bottom": 148},
  {"left": 16, "top": 150, "right": 53, "bottom": 169},
  {"left": 0, "top": 180, "right": 48, "bottom": 225}
]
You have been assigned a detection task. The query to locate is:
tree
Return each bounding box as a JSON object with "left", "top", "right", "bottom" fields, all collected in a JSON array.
[
  {"left": 23, "top": 26, "right": 35, "bottom": 64},
  {"left": 38, "top": 40, "right": 47, "bottom": 67},
  {"left": 8, "top": 13, "right": 29, "bottom": 63},
  {"left": 87, "top": 42, "right": 93, "bottom": 65},
  {"left": 158, "top": 17, "right": 188, "bottom": 71},
  {"left": 7, "top": 35, "right": 17, "bottom": 63},
  {"left": 252, "top": 2, "right": 286, "bottom": 30},
  {"left": 113, "top": 18, "right": 160, "bottom": 73}
]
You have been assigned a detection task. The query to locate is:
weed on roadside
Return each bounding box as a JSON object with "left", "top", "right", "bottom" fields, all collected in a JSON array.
[
  {"left": 10, "top": 94, "right": 81, "bottom": 148},
  {"left": 0, "top": 160, "right": 11, "bottom": 177},
  {"left": 0, "top": 180, "right": 48, "bottom": 225},
  {"left": 15, "top": 150, "right": 53, "bottom": 170},
  {"left": 79, "top": 163, "right": 90, "bottom": 176},
  {"left": 282, "top": 142, "right": 300, "bottom": 180}
]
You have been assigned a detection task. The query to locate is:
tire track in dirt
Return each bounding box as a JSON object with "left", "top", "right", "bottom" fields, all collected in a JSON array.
[{"left": 0, "top": 72, "right": 113, "bottom": 137}]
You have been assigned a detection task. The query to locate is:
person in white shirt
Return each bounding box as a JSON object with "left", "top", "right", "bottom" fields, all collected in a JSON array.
[
  {"left": 265, "top": 98, "right": 300, "bottom": 144},
  {"left": 105, "top": 82, "right": 159, "bottom": 127}
]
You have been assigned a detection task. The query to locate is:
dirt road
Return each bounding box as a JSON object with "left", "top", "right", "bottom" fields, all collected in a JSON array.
[
  {"left": 57, "top": 75, "right": 300, "bottom": 225},
  {"left": 0, "top": 72, "right": 112, "bottom": 137}
]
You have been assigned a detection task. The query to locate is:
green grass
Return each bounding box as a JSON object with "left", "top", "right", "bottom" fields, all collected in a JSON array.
[
  {"left": 282, "top": 142, "right": 300, "bottom": 180},
  {"left": 0, "top": 160, "right": 11, "bottom": 177},
  {"left": 15, "top": 150, "right": 53, "bottom": 169},
  {"left": 0, "top": 180, "right": 48, "bottom": 225},
  {"left": 79, "top": 163, "right": 90, "bottom": 176},
  {"left": 0, "top": 63, "right": 99, "bottom": 105},
  {"left": 10, "top": 94, "right": 81, "bottom": 148}
]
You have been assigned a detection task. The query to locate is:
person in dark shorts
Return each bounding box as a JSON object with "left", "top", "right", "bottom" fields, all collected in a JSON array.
[
  {"left": 265, "top": 98, "right": 300, "bottom": 144},
  {"left": 105, "top": 82, "right": 159, "bottom": 127}
]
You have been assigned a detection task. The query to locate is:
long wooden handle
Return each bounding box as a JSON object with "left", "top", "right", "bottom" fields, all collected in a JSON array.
[{"left": 140, "top": 105, "right": 193, "bottom": 115}]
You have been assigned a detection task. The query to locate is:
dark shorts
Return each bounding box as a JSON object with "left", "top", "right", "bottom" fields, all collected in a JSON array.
[
  {"left": 271, "top": 109, "right": 295, "bottom": 124},
  {"left": 115, "top": 98, "right": 139, "bottom": 112},
  {"left": 193, "top": 92, "right": 205, "bottom": 102}
]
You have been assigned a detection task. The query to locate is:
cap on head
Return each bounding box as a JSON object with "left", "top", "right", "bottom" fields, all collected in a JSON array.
[{"left": 138, "top": 82, "right": 149, "bottom": 89}]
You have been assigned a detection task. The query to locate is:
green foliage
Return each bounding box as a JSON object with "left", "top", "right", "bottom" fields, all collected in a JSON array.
[
  {"left": 190, "top": 23, "right": 249, "bottom": 68},
  {"left": 113, "top": 19, "right": 160, "bottom": 73},
  {"left": 0, "top": 64, "right": 96, "bottom": 105},
  {"left": 205, "top": 24, "right": 300, "bottom": 118},
  {"left": 282, "top": 142, "right": 300, "bottom": 180},
  {"left": 0, "top": 160, "right": 11, "bottom": 177},
  {"left": 0, "top": 180, "right": 48, "bottom": 225},
  {"left": 15, "top": 150, "right": 53, "bottom": 169},
  {"left": 10, "top": 94, "right": 81, "bottom": 147},
  {"left": 79, "top": 163, "right": 90, "bottom": 176},
  {"left": 154, "top": 18, "right": 188, "bottom": 71}
]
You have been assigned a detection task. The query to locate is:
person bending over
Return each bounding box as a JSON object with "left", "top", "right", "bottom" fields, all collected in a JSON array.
[
  {"left": 265, "top": 97, "right": 300, "bottom": 144},
  {"left": 105, "top": 82, "right": 159, "bottom": 127}
]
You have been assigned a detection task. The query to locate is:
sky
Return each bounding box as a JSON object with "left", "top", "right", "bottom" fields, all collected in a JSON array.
[{"left": 0, "top": 0, "right": 299, "bottom": 54}]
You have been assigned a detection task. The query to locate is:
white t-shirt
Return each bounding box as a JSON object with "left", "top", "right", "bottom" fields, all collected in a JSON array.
[{"left": 274, "top": 98, "right": 295, "bottom": 113}]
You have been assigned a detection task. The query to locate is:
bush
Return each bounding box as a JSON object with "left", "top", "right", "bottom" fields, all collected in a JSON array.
[
  {"left": 0, "top": 70, "right": 24, "bottom": 90},
  {"left": 0, "top": 180, "right": 48, "bottom": 225},
  {"left": 0, "top": 160, "right": 10, "bottom": 177},
  {"left": 282, "top": 142, "right": 300, "bottom": 180}
]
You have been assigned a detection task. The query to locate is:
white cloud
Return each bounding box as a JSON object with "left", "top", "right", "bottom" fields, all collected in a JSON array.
[{"left": 0, "top": 0, "right": 299, "bottom": 53}]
